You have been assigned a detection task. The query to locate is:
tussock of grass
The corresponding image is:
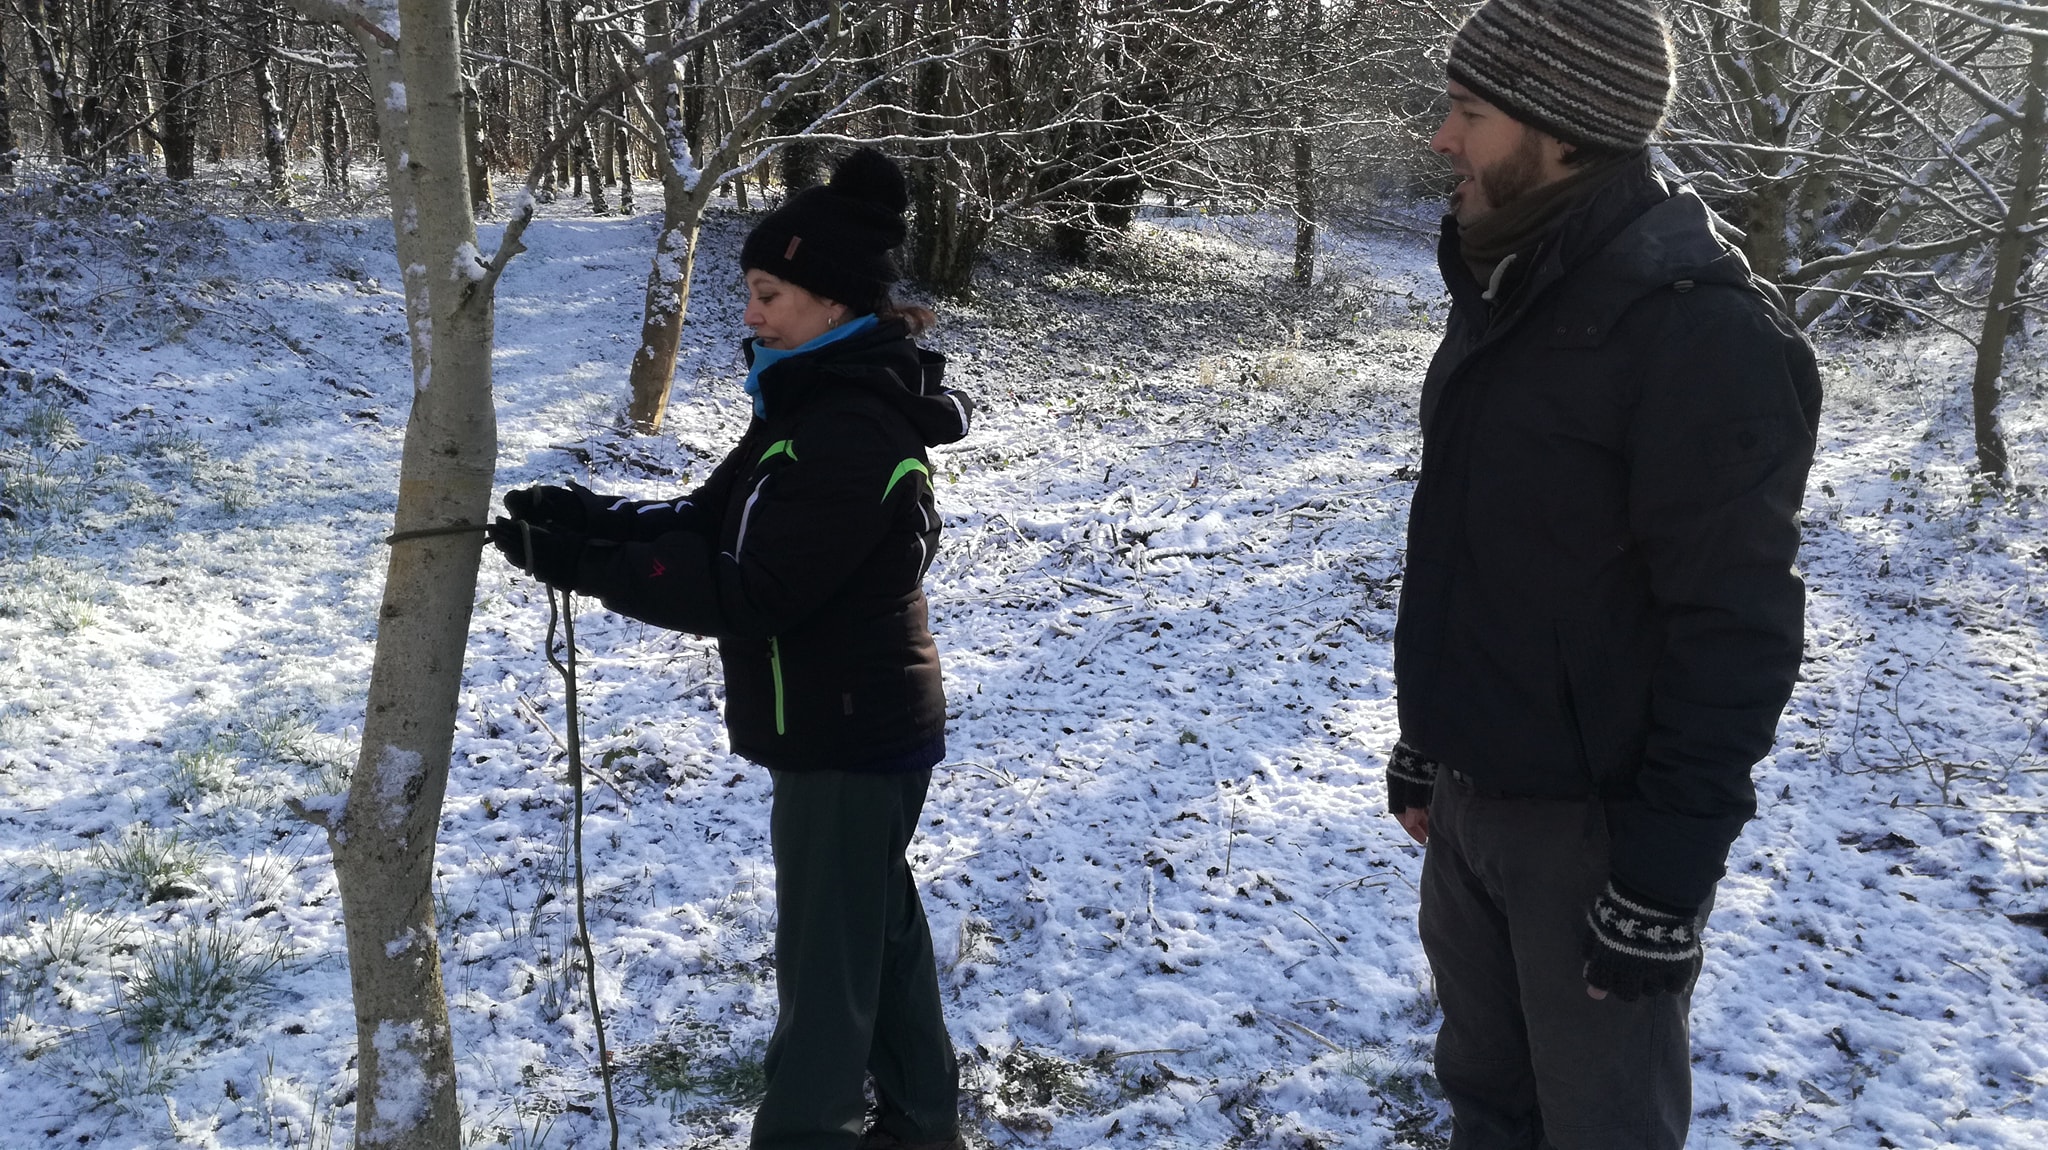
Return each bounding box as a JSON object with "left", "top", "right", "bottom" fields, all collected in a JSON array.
[
  {"left": 121, "top": 922, "right": 295, "bottom": 1037},
  {"left": 91, "top": 825, "right": 205, "bottom": 904}
]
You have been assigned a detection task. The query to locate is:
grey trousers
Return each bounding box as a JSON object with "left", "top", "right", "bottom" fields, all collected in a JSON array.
[
  {"left": 751, "top": 768, "right": 960, "bottom": 1150},
  {"left": 1420, "top": 774, "right": 1703, "bottom": 1150}
]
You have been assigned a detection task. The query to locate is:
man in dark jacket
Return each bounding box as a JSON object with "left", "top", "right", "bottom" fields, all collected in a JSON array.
[{"left": 1385, "top": 1, "right": 1822, "bottom": 1146}]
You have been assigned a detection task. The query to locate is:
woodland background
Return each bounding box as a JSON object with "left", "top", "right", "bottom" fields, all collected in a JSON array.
[{"left": 3, "top": 2, "right": 2046, "bottom": 1149}]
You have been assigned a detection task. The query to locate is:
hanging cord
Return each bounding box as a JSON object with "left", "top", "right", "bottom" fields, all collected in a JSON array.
[
  {"left": 384, "top": 516, "right": 619, "bottom": 1146},
  {"left": 527, "top": 521, "right": 621, "bottom": 1150}
]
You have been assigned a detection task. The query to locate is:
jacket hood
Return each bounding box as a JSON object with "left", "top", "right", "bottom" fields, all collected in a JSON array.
[
  {"left": 1563, "top": 161, "right": 1757, "bottom": 293},
  {"left": 742, "top": 320, "right": 974, "bottom": 447}
]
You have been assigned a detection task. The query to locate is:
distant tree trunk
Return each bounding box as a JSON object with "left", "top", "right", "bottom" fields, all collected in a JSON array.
[
  {"left": 1967, "top": 33, "right": 2045, "bottom": 482},
  {"left": 568, "top": 4, "right": 608, "bottom": 213},
  {"left": 0, "top": 21, "right": 17, "bottom": 186},
  {"left": 163, "top": 0, "right": 200, "bottom": 179},
  {"left": 628, "top": 0, "right": 703, "bottom": 433},
  {"left": 683, "top": 38, "right": 708, "bottom": 160},
  {"left": 910, "top": 0, "right": 969, "bottom": 290},
  {"left": 1292, "top": 125, "right": 1316, "bottom": 285},
  {"left": 537, "top": 0, "right": 565, "bottom": 196},
  {"left": 613, "top": 76, "right": 634, "bottom": 215},
  {"left": 625, "top": 1, "right": 851, "bottom": 432},
  {"left": 251, "top": 3, "right": 292, "bottom": 198},
  {"left": 22, "top": 0, "right": 88, "bottom": 164},
  {"left": 321, "top": 74, "right": 348, "bottom": 189},
  {"left": 464, "top": 76, "right": 492, "bottom": 211}
]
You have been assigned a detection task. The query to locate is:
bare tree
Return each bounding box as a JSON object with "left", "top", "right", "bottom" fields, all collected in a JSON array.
[
  {"left": 0, "top": 16, "right": 17, "bottom": 183},
  {"left": 1966, "top": 20, "right": 2045, "bottom": 480},
  {"left": 602, "top": 0, "right": 882, "bottom": 432},
  {"left": 280, "top": 1, "right": 507, "bottom": 1147}
]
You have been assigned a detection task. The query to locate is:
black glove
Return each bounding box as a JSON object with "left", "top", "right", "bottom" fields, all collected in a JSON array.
[
  {"left": 503, "top": 482, "right": 592, "bottom": 532},
  {"left": 488, "top": 517, "right": 585, "bottom": 589},
  {"left": 1386, "top": 740, "right": 1440, "bottom": 814},
  {"left": 1583, "top": 880, "right": 1703, "bottom": 1001}
]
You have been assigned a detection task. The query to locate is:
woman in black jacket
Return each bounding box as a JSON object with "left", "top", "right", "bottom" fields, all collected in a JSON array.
[{"left": 491, "top": 149, "right": 972, "bottom": 1150}]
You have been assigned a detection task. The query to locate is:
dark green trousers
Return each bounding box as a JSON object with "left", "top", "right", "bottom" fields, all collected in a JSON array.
[{"left": 751, "top": 768, "right": 959, "bottom": 1150}]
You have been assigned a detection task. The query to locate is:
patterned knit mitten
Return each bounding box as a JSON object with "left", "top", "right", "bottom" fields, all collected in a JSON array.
[
  {"left": 1386, "top": 740, "right": 1440, "bottom": 814},
  {"left": 1583, "top": 880, "right": 1703, "bottom": 1001}
]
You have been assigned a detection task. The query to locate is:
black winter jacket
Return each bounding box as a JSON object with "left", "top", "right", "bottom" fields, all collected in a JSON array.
[
  {"left": 1394, "top": 158, "right": 1822, "bottom": 909},
  {"left": 570, "top": 320, "right": 973, "bottom": 773}
]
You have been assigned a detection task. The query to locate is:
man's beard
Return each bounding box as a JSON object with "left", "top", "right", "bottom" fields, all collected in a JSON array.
[{"left": 1455, "top": 127, "right": 1549, "bottom": 224}]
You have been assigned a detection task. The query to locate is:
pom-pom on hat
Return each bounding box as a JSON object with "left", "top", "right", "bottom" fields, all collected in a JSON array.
[
  {"left": 1446, "top": 0, "right": 1676, "bottom": 154},
  {"left": 741, "top": 147, "right": 911, "bottom": 315}
]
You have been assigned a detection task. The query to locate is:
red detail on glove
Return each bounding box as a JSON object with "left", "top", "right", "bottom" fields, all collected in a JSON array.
[{"left": 649, "top": 558, "right": 667, "bottom": 577}]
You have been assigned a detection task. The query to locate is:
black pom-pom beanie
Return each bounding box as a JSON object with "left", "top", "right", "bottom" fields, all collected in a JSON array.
[{"left": 740, "top": 147, "right": 911, "bottom": 315}]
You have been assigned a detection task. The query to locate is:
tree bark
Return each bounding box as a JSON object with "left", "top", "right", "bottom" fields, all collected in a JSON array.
[
  {"left": 1966, "top": 31, "right": 2045, "bottom": 482},
  {"left": 0, "top": 19, "right": 17, "bottom": 186},
  {"left": 283, "top": 1, "right": 501, "bottom": 1147},
  {"left": 1736, "top": 0, "right": 1796, "bottom": 282},
  {"left": 322, "top": 74, "right": 348, "bottom": 189},
  {"left": 465, "top": 76, "right": 493, "bottom": 211},
  {"left": 626, "top": 0, "right": 699, "bottom": 433},
  {"left": 162, "top": 0, "right": 201, "bottom": 179},
  {"left": 22, "top": 0, "right": 88, "bottom": 164},
  {"left": 1292, "top": 124, "right": 1316, "bottom": 286},
  {"left": 251, "top": 2, "right": 292, "bottom": 198}
]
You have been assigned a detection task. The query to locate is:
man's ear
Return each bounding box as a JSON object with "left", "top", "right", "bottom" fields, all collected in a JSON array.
[{"left": 1541, "top": 133, "right": 1578, "bottom": 177}]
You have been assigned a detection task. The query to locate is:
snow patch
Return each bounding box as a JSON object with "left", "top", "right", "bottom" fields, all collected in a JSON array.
[
  {"left": 367, "top": 1020, "right": 439, "bottom": 1140},
  {"left": 452, "top": 242, "right": 487, "bottom": 283},
  {"left": 374, "top": 744, "right": 424, "bottom": 828}
]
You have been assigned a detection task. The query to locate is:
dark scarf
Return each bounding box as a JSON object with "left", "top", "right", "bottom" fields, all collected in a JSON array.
[{"left": 1459, "top": 149, "right": 1644, "bottom": 287}]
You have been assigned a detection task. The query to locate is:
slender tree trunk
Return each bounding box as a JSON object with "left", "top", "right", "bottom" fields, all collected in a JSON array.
[
  {"left": 613, "top": 74, "right": 634, "bottom": 215},
  {"left": 0, "top": 20, "right": 17, "bottom": 186},
  {"left": 464, "top": 76, "right": 493, "bottom": 211},
  {"left": 628, "top": 0, "right": 704, "bottom": 433},
  {"left": 164, "top": 0, "right": 199, "bottom": 179},
  {"left": 251, "top": 3, "right": 292, "bottom": 198},
  {"left": 569, "top": 7, "right": 608, "bottom": 212},
  {"left": 23, "top": 0, "right": 87, "bottom": 164},
  {"left": 1967, "top": 33, "right": 2046, "bottom": 482},
  {"left": 322, "top": 74, "right": 346, "bottom": 188},
  {"left": 536, "top": 0, "right": 563, "bottom": 196},
  {"left": 282, "top": 1, "right": 502, "bottom": 1146},
  {"left": 911, "top": 0, "right": 958, "bottom": 286},
  {"left": 1292, "top": 124, "right": 1316, "bottom": 286},
  {"left": 1736, "top": 0, "right": 1796, "bottom": 281}
]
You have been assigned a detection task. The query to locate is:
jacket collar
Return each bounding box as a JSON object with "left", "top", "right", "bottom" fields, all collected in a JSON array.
[
  {"left": 740, "top": 320, "right": 972, "bottom": 447},
  {"left": 1439, "top": 155, "right": 1757, "bottom": 346}
]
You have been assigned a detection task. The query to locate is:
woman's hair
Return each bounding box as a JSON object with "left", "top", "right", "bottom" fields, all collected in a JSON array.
[{"left": 871, "top": 291, "right": 937, "bottom": 336}]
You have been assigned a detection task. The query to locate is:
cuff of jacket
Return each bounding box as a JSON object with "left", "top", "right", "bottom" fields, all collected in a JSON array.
[{"left": 1387, "top": 740, "right": 1440, "bottom": 814}]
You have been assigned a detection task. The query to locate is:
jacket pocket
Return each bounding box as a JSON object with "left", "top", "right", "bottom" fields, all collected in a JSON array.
[{"left": 1554, "top": 618, "right": 1653, "bottom": 792}]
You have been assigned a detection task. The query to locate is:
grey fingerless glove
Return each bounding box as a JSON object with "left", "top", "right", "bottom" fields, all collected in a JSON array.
[
  {"left": 1583, "top": 879, "right": 1703, "bottom": 1001},
  {"left": 1387, "top": 740, "right": 1440, "bottom": 814}
]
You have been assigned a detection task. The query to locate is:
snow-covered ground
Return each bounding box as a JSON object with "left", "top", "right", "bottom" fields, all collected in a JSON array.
[{"left": 2, "top": 171, "right": 2045, "bottom": 1149}]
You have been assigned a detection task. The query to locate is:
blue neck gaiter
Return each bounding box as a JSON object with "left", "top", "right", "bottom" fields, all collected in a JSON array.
[{"left": 744, "top": 314, "right": 880, "bottom": 418}]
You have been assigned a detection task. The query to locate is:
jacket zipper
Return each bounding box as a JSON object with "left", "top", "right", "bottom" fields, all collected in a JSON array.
[{"left": 769, "top": 636, "right": 786, "bottom": 736}]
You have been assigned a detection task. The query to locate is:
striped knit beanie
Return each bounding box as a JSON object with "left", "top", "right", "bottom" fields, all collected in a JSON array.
[{"left": 1446, "top": 0, "right": 1675, "bottom": 153}]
